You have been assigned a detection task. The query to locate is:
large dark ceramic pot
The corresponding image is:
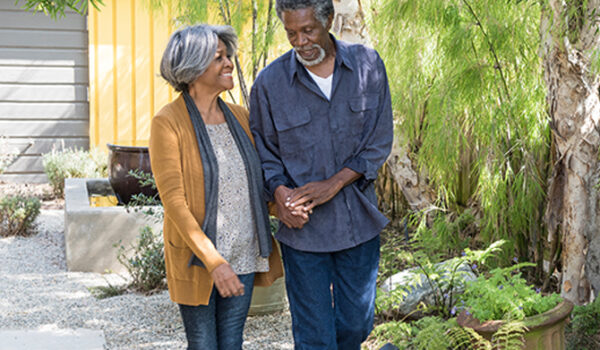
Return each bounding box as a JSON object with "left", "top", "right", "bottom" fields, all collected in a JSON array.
[{"left": 107, "top": 143, "right": 158, "bottom": 205}]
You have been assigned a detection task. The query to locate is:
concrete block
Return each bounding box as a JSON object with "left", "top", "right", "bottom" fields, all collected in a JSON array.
[{"left": 64, "top": 178, "right": 162, "bottom": 274}]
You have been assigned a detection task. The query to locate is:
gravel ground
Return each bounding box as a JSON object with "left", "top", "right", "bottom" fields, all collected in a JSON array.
[{"left": 0, "top": 184, "right": 294, "bottom": 349}]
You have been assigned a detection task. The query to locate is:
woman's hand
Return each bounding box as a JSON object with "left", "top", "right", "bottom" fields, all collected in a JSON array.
[{"left": 211, "top": 263, "right": 244, "bottom": 298}]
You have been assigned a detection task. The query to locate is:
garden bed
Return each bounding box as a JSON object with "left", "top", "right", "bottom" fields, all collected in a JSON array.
[{"left": 0, "top": 181, "right": 63, "bottom": 210}]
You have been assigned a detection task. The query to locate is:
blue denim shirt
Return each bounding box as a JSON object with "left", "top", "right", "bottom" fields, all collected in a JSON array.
[{"left": 249, "top": 37, "right": 393, "bottom": 252}]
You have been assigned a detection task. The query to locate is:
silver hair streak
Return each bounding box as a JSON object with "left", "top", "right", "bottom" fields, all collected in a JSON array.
[
  {"left": 160, "top": 24, "right": 237, "bottom": 92},
  {"left": 275, "top": 0, "right": 334, "bottom": 28}
]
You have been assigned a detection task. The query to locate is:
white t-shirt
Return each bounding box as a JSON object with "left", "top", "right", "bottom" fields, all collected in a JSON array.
[{"left": 307, "top": 69, "right": 333, "bottom": 100}]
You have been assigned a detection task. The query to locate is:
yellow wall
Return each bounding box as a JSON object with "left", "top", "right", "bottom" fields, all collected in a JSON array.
[
  {"left": 88, "top": 0, "right": 174, "bottom": 149},
  {"left": 88, "top": 1, "right": 288, "bottom": 149}
]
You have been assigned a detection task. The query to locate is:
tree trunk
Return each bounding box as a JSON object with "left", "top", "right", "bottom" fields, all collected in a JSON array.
[
  {"left": 543, "top": 0, "right": 600, "bottom": 304},
  {"left": 332, "top": 0, "right": 434, "bottom": 212},
  {"left": 332, "top": 0, "right": 370, "bottom": 45}
]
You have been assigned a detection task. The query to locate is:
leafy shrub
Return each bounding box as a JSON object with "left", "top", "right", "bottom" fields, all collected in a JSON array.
[
  {"left": 115, "top": 172, "right": 166, "bottom": 294},
  {"left": 410, "top": 209, "right": 476, "bottom": 259},
  {"left": 42, "top": 148, "right": 108, "bottom": 197},
  {"left": 566, "top": 296, "right": 600, "bottom": 350},
  {"left": 117, "top": 225, "right": 166, "bottom": 293},
  {"left": 0, "top": 195, "right": 41, "bottom": 237},
  {"left": 462, "top": 262, "right": 562, "bottom": 321},
  {"left": 376, "top": 240, "right": 505, "bottom": 320},
  {"left": 126, "top": 169, "right": 162, "bottom": 219}
]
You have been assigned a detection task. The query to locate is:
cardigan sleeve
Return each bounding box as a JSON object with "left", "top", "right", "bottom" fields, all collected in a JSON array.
[{"left": 149, "top": 113, "right": 227, "bottom": 273}]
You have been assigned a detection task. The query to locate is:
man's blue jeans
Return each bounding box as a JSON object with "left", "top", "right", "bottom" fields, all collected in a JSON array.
[
  {"left": 280, "top": 235, "right": 380, "bottom": 350},
  {"left": 178, "top": 273, "right": 255, "bottom": 350}
]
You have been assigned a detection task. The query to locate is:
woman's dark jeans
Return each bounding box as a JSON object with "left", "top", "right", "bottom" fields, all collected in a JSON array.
[{"left": 178, "top": 273, "right": 255, "bottom": 350}]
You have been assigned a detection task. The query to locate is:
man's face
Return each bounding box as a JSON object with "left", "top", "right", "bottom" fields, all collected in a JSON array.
[{"left": 281, "top": 7, "right": 332, "bottom": 66}]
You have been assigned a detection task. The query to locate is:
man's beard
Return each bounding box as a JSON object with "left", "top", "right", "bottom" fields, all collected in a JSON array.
[{"left": 294, "top": 44, "right": 326, "bottom": 67}]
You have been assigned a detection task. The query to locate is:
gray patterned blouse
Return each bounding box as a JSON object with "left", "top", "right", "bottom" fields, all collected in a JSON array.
[{"left": 206, "top": 122, "right": 269, "bottom": 275}]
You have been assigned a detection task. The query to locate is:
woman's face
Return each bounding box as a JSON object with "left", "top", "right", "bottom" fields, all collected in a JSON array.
[{"left": 194, "top": 40, "right": 234, "bottom": 92}]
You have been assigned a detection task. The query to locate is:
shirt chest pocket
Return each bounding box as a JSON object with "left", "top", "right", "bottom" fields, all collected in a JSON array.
[
  {"left": 346, "top": 94, "right": 379, "bottom": 137},
  {"left": 273, "top": 106, "right": 316, "bottom": 158}
]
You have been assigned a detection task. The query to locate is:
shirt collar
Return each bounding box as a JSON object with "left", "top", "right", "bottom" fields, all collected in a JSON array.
[{"left": 287, "top": 34, "right": 355, "bottom": 84}]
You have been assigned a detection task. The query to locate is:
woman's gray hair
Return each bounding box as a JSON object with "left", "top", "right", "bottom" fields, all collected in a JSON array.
[
  {"left": 160, "top": 24, "right": 237, "bottom": 92},
  {"left": 275, "top": 0, "right": 334, "bottom": 28}
]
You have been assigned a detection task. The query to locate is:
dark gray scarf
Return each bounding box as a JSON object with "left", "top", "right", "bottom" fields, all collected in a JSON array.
[{"left": 183, "top": 92, "right": 272, "bottom": 267}]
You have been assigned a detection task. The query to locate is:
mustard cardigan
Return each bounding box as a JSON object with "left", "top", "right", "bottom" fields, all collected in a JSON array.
[{"left": 149, "top": 95, "right": 283, "bottom": 306}]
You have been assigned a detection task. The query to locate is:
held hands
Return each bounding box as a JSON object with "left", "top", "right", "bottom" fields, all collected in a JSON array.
[
  {"left": 286, "top": 178, "right": 343, "bottom": 213},
  {"left": 274, "top": 179, "right": 342, "bottom": 229},
  {"left": 211, "top": 263, "right": 244, "bottom": 298},
  {"left": 274, "top": 185, "right": 310, "bottom": 229},
  {"left": 274, "top": 169, "right": 359, "bottom": 229}
]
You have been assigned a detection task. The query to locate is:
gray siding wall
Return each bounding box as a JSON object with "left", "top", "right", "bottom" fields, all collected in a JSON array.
[{"left": 0, "top": 1, "right": 88, "bottom": 183}]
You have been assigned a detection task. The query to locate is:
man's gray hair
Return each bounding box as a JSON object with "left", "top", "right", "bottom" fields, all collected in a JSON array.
[
  {"left": 275, "top": 0, "right": 334, "bottom": 28},
  {"left": 160, "top": 24, "right": 237, "bottom": 92}
]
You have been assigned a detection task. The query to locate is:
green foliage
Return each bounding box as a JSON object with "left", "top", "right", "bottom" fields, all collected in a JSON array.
[
  {"left": 410, "top": 209, "right": 476, "bottom": 258},
  {"left": 19, "top": 0, "right": 104, "bottom": 18},
  {"left": 462, "top": 262, "right": 561, "bottom": 321},
  {"left": 117, "top": 172, "right": 166, "bottom": 294},
  {"left": 369, "top": 320, "right": 416, "bottom": 349},
  {"left": 369, "top": 317, "right": 456, "bottom": 350},
  {"left": 447, "top": 326, "right": 491, "bottom": 350},
  {"left": 367, "top": 0, "right": 550, "bottom": 261},
  {"left": 88, "top": 280, "right": 128, "bottom": 299},
  {"left": 0, "top": 195, "right": 41, "bottom": 237},
  {"left": 117, "top": 225, "right": 166, "bottom": 294},
  {"left": 566, "top": 296, "right": 600, "bottom": 350},
  {"left": 42, "top": 148, "right": 108, "bottom": 198},
  {"left": 126, "top": 169, "right": 163, "bottom": 221},
  {"left": 491, "top": 321, "right": 527, "bottom": 349},
  {"left": 412, "top": 240, "right": 504, "bottom": 318},
  {"left": 375, "top": 284, "right": 412, "bottom": 318},
  {"left": 371, "top": 315, "right": 527, "bottom": 350},
  {"left": 376, "top": 240, "right": 505, "bottom": 319},
  {"left": 413, "top": 316, "right": 456, "bottom": 350},
  {"left": 378, "top": 226, "right": 414, "bottom": 284},
  {"left": 446, "top": 321, "right": 526, "bottom": 350}
]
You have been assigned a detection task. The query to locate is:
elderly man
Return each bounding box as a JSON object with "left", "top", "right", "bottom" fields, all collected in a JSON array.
[{"left": 249, "top": 0, "right": 393, "bottom": 349}]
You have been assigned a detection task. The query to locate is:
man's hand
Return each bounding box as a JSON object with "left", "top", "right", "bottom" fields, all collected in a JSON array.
[
  {"left": 287, "top": 168, "right": 362, "bottom": 211},
  {"left": 211, "top": 263, "right": 244, "bottom": 298},
  {"left": 274, "top": 185, "right": 310, "bottom": 229},
  {"left": 287, "top": 179, "right": 341, "bottom": 212}
]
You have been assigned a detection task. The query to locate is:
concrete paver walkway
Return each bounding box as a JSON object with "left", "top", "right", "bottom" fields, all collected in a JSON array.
[{"left": 0, "top": 326, "right": 105, "bottom": 350}]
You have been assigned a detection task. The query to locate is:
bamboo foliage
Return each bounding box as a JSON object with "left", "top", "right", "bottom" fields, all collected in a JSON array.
[{"left": 365, "top": 0, "right": 550, "bottom": 261}]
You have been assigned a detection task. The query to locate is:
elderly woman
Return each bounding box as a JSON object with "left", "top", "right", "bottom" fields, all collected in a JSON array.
[{"left": 149, "top": 24, "right": 283, "bottom": 350}]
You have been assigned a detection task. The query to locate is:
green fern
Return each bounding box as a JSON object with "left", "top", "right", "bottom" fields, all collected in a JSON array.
[
  {"left": 446, "top": 322, "right": 525, "bottom": 350},
  {"left": 413, "top": 317, "right": 454, "bottom": 350},
  {"left": 447, "top": 326, "right": 491, "bottom": 350},
  {"left": 491, "top": 322, "right": 526, "bottom": 349}
]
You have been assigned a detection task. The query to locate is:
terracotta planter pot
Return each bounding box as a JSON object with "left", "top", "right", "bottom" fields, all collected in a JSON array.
[
  {"left": 107, "top": 143, "right": 158, "bottom": 205},
  {"left": 457, "top": 300, "right": 574, "bottom": 350}
]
